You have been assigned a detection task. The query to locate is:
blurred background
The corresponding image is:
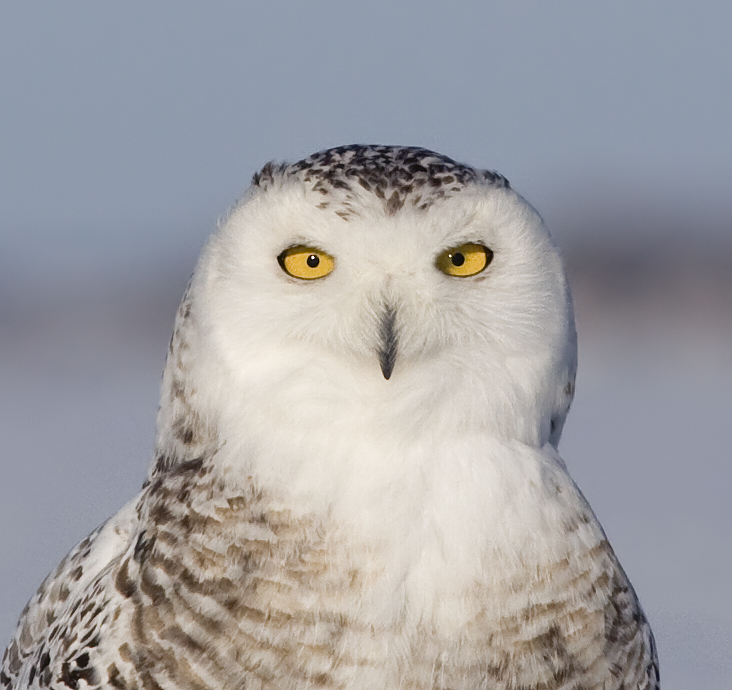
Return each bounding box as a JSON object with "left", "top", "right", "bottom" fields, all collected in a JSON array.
[{"left": 1, "top": 2, "right": 730, "bottom": 687}]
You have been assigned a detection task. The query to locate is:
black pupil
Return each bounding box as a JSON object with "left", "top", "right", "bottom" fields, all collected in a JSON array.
[
  {"left": 306, "top": 254, "right": 320, "bottom": 268},
  {"left": 451, "top": 252, "right": 465, "bottom": 267}
]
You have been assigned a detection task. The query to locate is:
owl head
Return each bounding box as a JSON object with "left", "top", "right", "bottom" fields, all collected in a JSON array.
[{"left": 151, "top": 146, "right": 576, "bottom": 483}]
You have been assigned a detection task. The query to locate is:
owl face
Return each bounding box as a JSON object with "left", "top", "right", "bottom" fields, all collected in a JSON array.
[{"left": 181, "top": 147, "right": 576, "bottom": 460}]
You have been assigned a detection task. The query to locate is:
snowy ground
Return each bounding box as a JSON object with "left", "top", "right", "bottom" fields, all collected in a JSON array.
[{"left": 1, "top": 248, "right": 730, "bottom": 689}]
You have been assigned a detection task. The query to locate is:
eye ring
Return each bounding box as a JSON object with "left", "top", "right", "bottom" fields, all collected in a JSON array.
[
  {"left": 278, "top": 245, "right": 335, "bottom": 280},
  {"left": 436, "top": 243, "right": 493, "bottom": 277}
]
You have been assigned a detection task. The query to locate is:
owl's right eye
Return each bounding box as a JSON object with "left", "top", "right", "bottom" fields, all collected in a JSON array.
[{"left": 278, "top": 246, "right": 335, "bottom": 280}]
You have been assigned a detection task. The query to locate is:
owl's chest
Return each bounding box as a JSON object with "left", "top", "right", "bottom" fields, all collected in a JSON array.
[{"left": 137, "top": 471, "right": 612, "bottom": 690}]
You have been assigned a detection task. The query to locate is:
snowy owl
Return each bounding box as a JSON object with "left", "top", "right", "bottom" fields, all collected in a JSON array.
[{"left": 2, "top": 145, "right": 659, "bottom": 690}]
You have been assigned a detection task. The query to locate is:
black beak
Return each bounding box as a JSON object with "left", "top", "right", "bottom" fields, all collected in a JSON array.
[{"left": 378, "top": 307, "right": 398, "bottom": 380}]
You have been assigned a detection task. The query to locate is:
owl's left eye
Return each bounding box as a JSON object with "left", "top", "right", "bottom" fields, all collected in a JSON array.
[
  {"left": 436, "top": 243, "right": 493, "bottom": 277},
  {"left": 278, "top": 246, "right": 335, "bottom": 280}
]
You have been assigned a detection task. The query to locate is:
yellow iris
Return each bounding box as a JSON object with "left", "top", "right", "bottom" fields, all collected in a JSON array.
[
  {"left": 436, "top": 243, "right": 492, "bottom": 277},
  {"left": 278, "top": 246, "right": 335, "bottom": 280}
]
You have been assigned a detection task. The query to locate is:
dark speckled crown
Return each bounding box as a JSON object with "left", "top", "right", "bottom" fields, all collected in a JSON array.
[{"left": 252, "top": 145, "right": 510, "bottom": 219}]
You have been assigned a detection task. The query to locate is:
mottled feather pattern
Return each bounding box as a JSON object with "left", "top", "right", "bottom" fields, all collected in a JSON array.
[
  {"left": 150, "top": 284, "right": 217, "bottom": 480},
  {"left": 3, "top": 145, "right": 659, "bottom": 689},
  {"left": 4, "top": 458, "right": 656, "bottom": 690},
  {"left": 1, "top": 503, "right": 136, "bottom": 689},
  {"left": 253, "top": 145, "right": 509, "bottom": 219}
]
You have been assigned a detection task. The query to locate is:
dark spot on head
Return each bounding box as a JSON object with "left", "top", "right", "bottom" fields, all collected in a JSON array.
[{"left": 385, "top": 190, "right": 404, "bottom": 216}]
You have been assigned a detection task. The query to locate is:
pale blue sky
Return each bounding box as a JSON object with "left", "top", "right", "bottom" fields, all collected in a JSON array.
[{"left": 1, "top": 1, "right": 730, "bottom": 281}]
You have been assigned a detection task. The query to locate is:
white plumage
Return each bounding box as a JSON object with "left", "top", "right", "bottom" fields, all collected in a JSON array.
[{"left": 2, "top": 145, "right": 659, "bottom": 690}]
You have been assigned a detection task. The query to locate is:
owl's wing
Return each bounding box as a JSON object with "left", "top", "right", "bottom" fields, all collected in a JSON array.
[
  {"left": 1, "top": 499, "right": 138, "bottom": 689},
  {"left": 602, "top": 557, "right": 661, "bottom": 690}
]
